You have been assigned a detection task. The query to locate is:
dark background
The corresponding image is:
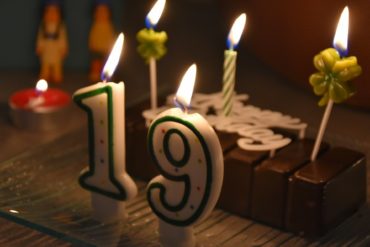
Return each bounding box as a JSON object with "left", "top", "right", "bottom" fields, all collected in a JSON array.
[
  {"left": 0, "top": 0, "right": 123, "bottom": 70},
  {"left": 0, "top": 0, "right": 368, "bottom": 108}
]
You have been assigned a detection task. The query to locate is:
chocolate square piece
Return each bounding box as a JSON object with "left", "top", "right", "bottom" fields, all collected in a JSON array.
[
  {"left": 217, "top": 147, "right": 268, "bottom": 217},
  {"left": 215, "top": 130, "right": 239, "bottom": 153},
  {"left": 126, "top": 102, "right": 159, "bottom": 182},
  {"left": 286, "top": 147, "right": 366, "bottom": 236},
  {"left": 127, "top": 121, "right": 159, "bottom": 181},
  {"left": 250, "top": 139, "right": 329, "bottom": 228}
]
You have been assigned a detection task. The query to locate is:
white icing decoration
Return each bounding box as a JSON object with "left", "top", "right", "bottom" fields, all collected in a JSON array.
[
  {"left": 142, "top": 105, "right": 169, "bottom": 127},
  {"left": 145, "top": 93, "right": 307, "bottom": 155}
]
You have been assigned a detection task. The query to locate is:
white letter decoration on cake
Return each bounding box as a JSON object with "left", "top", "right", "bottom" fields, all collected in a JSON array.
[{"left": 147, "top": 65, "right": 224, "bottom": 247}]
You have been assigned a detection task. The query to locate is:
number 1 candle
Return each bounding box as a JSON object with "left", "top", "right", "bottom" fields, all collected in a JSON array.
[
  {"left": 222, "top": 13, "right": 246, "bottom": 116},
  {"left": 147, "top": 64, "right": 224, "bottom": 247},
  {"left": 73, "top": 33, "right": 138, "bottom": 222}
]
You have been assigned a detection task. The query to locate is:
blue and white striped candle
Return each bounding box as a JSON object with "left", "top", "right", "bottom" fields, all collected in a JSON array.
[{"left": 222, "top": 13, "right": 247, "bottom": 116}]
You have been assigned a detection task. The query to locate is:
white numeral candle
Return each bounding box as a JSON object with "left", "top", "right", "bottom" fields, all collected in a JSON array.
[
  {"left": 73, "top": 34, "right": 137, "bottom": 223},
  {"left": 147, "top": 64, "right": 224, "bottom": 247}
]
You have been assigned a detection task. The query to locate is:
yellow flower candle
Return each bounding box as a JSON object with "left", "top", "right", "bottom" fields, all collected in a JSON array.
[
  {"left": 137, "top": 0, "right": 167, "bottom": 110},
  {"left": 310, "top": 6, "right": 362, "bottom": 161}
]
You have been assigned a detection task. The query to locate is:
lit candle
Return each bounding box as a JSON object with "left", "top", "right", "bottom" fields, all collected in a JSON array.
[
  {"left": 222, "top": 13, "right": 246, "bottom": 116},
  {"left": 147, "top": 64, "right": 224, "bottom": 247},
  {"left": 310, "top": 6, "right": 362, "bottom": 161},
  {"left": 9, "top": 79, "right": 71, "bottom": 131},
  {"left": 73, "top": 33, "right": 138, "bottom": 222},
  {"left": 28, "top": 79, "right": 48, "bottom": 107},
  {"left": 10, "top": 79, "right": 69, "bottom": 111},
  {"left": 137, "top": 0, "right": 167, "bottom": 110}
]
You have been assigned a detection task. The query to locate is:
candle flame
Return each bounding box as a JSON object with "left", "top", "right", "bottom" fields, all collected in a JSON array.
[
  {"left": 146, "top": 0, "right": 166, "bottom": 29},
  {"left": 101, "top": 33, "right": 124, "bottom": 81},
  {"left": 333, "top": 6, "right": 349, "bottom": 57},
  {"left": 227, "top": 13, "right": 247, "bottom": 50},
  {"left": 35, "top": 79, "right": 48, "bottom": 93},
  {"left": 175, "top": 64, "right": 197, "bottom": 111}
]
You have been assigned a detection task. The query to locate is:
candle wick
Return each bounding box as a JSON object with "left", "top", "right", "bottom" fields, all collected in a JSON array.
[
  {"left": 173, "top": 96, "right": 188, "bottom": 113},
  {"left": 101, "top": 72, "right": 110, "bottom": 83},
  {"left": 36, "top": 90, "right": 42, "bottom": 97},
  {"left": 227, "top": 38, "right": 235, "bottom": 51}
]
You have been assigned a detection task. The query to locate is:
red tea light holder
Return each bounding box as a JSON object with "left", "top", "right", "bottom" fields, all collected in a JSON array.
[{"left": 9, "top": 79, "right": 71, "bottom": 131}]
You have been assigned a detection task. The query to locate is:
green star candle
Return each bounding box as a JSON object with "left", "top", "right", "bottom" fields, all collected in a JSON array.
[
  {"left": 310, "top": 6, "right": 362, "bottom": 161},
  {"left": 73, "top": 34, "right": 138, "bottom": 222},
  {"left": 137, "top": 0, "right": 167, "bottom": 110},
  {"left": 222, "top": 13, "right": 246, "bottom": 116},
  {"left": 147, "top": 65, "right": 224, "bottom": 247}
]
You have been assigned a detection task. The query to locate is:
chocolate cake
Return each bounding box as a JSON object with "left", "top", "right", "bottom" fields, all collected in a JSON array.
[
  {"left": 286, "top": 147, "right": 366, "bottom": 236},
  {"left": 126, "top": 101, "right": 159, "bottom": 181},
  {"left": 250, "top": 139, "right": 329, "bottom": 228},
  {"left": 125, "top": 99, "right": 367, "bottom": 237}
]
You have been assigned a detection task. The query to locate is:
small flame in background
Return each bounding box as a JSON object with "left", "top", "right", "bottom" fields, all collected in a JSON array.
[
  {"left": 227, "top": 13, "right": 247, "bottom": 50},
  {"left": 101, "top": 33, "right": 124, "bottom": 82},
  {"left": 333, "top": 6, "right": 349, "bottom": 57},
  {"left": 146, "top": 0, "right": 166, "bottom": 29},
  {"left": 175, "top": 64, "right": 197, "bottom": 111},
  {"left": 36, "top": 79, "right": 48, "bottom": 94}
]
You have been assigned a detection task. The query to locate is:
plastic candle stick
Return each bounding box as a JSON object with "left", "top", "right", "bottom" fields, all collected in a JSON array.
[
  {"left": 222, "top": 13, "right": 246, "bottom": 116},
  {"left": 147, "top": 64, "right": 224, "bottom": 247},
  {"left": 73, "top": 33, "right": 138, "bottom": 222},
  {"left": 137, "top": 0, "right": 167, "bottom": 110},
  {"left": 310, "top": 6, "right": 362, "bottom": 161}
]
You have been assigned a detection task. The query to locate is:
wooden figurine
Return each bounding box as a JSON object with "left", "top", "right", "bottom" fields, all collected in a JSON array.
[
  {"left": 36, "top": 0, "right": 68, "bottom": 84},
  {"left": 89, "top": 1, "right": 116, "bottom": 82}
]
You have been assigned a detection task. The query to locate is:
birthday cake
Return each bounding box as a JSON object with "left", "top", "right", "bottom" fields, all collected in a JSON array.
[{"left": 126, "top": 93, "right": 366, "bottom": 237}]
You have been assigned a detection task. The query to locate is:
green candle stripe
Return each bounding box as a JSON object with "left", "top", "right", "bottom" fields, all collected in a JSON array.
[
  {"left": 224, "top": 55, "right": 234, "bottom": 69},
  {"left": 222, "top": 76, "right": 234, "bottom": 96},
  {"left": 222, "top": 85, "right": 234, "bottom": 116},
  {"left": 223, "top": 99, "right": 232, "bottom": 115},
  {"left": 223, "top": 67, "right": 235, "bottom": 95},
  {"left": 222, "top": 50, "right": 237, "bottom": 116}
]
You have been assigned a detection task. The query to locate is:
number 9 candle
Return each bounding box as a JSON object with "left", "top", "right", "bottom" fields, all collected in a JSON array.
[
  {"left": 147, "top": 64, "right": 224, "bottom": 247},
  {"left": 73, "top": 33, "right": 138, "bottom": 223}
]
